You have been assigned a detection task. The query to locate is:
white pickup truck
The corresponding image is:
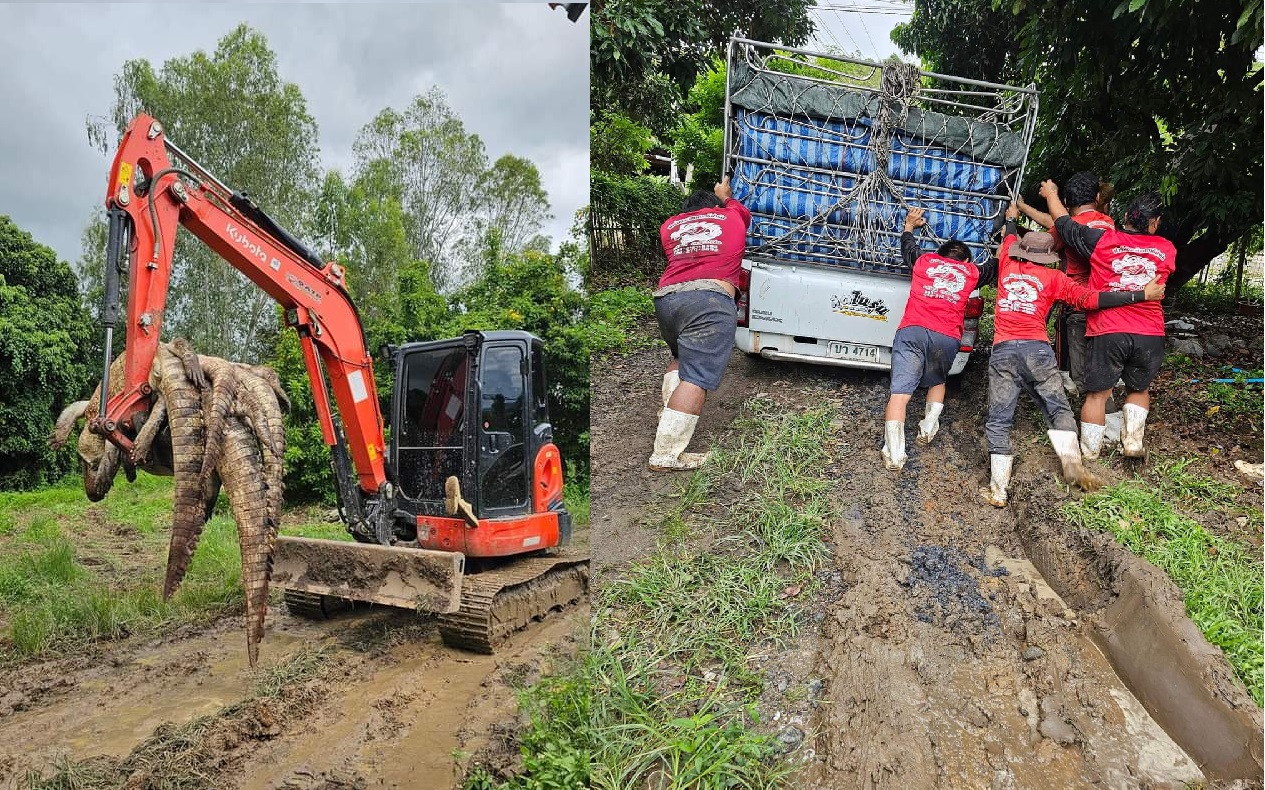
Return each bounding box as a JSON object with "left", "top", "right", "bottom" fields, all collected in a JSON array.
[{"left": 725, "top": 38, "right": 1039, "bottom": 374}]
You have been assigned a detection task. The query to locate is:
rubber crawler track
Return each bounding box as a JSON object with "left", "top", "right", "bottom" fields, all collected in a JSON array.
[{"left": 439, "top": 552, "right": 589, "bottom": 653}]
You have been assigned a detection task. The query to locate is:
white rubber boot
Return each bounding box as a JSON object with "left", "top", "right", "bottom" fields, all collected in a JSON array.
[
  {"left": 1103, "top": 410, "right": 1124, "bottom": 447},
  {"left": 649, "top": 407, "right": 709, "bottom": 471},
  {"left": 978, "top": 454, "right": 1013, "bottom": 507},
  {"left": 1079, "top": 421, "right": 1105, "bottom": 460},
  {"left": 917, "top": 401, "right": 944, "bottom": 445},
  {"left": 658, "top": 370, "right": 681, "bottom": 419},
  {"left": 661, "top": 370, "right": 680, "bottom": 408},
  {"left": 1121, "top": 403, "right": 1149, "bottom": 458},
  {"left": 1050, "top": 429, "right": 1101, "bottom": 492},
  {"left": 881, "top": 420, "right": 907, "bottom": 470}
]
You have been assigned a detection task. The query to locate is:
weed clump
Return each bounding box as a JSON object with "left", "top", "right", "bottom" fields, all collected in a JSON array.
[{"left": 1063, "top": 480, "right": 1264, "bottom": 706}]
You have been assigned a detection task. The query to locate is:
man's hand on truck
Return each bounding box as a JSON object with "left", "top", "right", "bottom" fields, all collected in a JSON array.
[
  {"left": 1006, "top": 202, "right": 1020, "bottom": 220},
  {"left": 903, "top": 207, "right": 927, "bottom": 232},
  {"left": 714, "top": 175, "right": 733, "bottom": 202}
]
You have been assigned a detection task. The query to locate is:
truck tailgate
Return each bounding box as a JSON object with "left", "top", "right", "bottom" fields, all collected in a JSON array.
[{"left": 744, "top": 260, "right": 911, "bottom": 365}]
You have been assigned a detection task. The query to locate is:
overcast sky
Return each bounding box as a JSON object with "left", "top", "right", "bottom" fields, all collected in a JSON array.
[
  {"left": 0, "top": 2, "right": 589, "bottom": 266},
  {"left": 807, "top": 3, "right": 907, "bottom": 61}
]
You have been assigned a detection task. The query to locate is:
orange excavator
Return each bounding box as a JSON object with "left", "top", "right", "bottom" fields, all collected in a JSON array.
[{"left": 90, "top": 113, "right": 587, "bottom": 651}]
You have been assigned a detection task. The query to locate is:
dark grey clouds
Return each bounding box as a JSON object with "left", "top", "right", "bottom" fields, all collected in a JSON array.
[{"left": 0, "top": 2, "right": 589, "bottom": 264}]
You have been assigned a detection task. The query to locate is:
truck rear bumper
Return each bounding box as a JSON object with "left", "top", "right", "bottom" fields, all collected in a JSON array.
[{"left": 737, "top": 328, "right": 974, "bottom": 375}]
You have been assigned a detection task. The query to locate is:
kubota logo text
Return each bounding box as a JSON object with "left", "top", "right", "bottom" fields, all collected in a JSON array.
[{"left": 226, "top": 223, "right": 267, "bottom": 264}]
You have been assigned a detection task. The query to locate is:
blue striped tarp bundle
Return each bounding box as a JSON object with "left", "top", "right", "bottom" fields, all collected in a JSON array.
[{"left": 733, "top": 109, "right": 1006, "bottom": 270}]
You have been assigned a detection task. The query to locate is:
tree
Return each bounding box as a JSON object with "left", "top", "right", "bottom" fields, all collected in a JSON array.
[
  {"left": 85, "top": 24, "right": 321, "bottom": 362},
  {"left": 0, "top": 217, "right": 97, "bottom": 489},
  {"left": 478, "top": 154, "right": 553, "bottom": 256},
  {"left": 591, "top": 0, "right": 815, "bottom": 132},
  {"left": 353, "top": 89, "right": 490, "bottom": 291},
  {"left": 892, "top": 0, "right": 1264, "bottom": 291}
]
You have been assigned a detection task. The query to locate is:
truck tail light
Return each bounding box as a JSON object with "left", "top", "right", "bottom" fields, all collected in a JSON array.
[
  {"left": 736, "top": 268, "right": 751, "bottom": 327},
  {"left": 964, "top": 293, "right": 984, "bottom": 319}
]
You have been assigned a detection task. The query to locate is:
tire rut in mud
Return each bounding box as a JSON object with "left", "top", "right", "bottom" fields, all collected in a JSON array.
[{"left": 591, "top": 336, "right": 1257, "bottom": 789}]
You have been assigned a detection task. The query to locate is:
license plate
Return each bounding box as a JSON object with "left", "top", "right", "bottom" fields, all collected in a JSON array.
[{"left": 827, "top": 342, "right": 880, "bottom": 362}]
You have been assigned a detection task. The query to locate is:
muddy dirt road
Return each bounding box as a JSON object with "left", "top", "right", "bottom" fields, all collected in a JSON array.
[
  {"left": 0, "top": 574, "right": 587, "bottom": 788},
  {"left": 592, "top": 323, "right": 1262, "bottom": 789}
]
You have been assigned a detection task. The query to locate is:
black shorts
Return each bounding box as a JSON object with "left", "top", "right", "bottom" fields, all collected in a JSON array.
[
  {"left": 889, "top": 326, "right": 960, "bottom": 395},
  {"left": 654, "top": 290, "right": 738, "bottom": 391},
  {"left": 1084, "top": 333, "right": 1165, "bottom": 393}
]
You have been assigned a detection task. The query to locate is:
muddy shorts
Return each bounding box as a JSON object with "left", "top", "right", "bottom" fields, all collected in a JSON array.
[
  {"left": 654, "top": 289, "right": 738, "bottom": 391},
  {"left": 889, "top": 325, "right": 960, "bottom": 395},
  {"left": 985, "top": 340, "right": 1076, "bottom": 455},
  {"left": 1084, "top": 333, "right": 1165, "bottom": 393}
]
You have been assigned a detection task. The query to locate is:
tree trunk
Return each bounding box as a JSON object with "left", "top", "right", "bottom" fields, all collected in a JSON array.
[{"left": 1166, "top": 223, "right": 1233, "bottom": 294}]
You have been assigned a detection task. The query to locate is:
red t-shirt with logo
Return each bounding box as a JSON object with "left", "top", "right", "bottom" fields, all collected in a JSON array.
[
  {"left": 1051, "top": 210, "right": 1115, "bottom": 286},
  {"left": 993, "top": 236, "right": 1107, "bottom": 345},
  {"left": 658, "top": 199, "right": 752, "bottom": 289},
  {"left": 897, "top": 252, "right": 984, "bottom": 341},
  {"left": 1085, "top": 229, "right": 1176, "bottom": 337}
]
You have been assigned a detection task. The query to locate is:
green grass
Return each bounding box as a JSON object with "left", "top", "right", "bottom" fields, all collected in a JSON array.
[
  {"left": 589, "top": 287, "right": 657, "bottom": 356},
  {"left": 1, "top": 517, "right": 242, "bottom": 658},
  {"left": 1172, "top": 270, "right": 1263, "bottom": 314},
  {"left": 0, "top": 475, "right": 246, "bottom": 661},
  {"left": 587, "top": 397, "right": 838, "bottom": 789},
  {"left": 564, "top": 480, "right": 591, "bottom": 530},
  {"left": 464, "top": 652, "right": 592, "bottom": 790},
  {"left": 1062, "top": 479, "right": 1264, "bottom": 705}
]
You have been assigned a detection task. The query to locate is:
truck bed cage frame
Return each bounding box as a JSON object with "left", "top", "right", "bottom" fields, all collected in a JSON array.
[{"left": 724, "top": 37, "right": 1040, "bottom": 275}]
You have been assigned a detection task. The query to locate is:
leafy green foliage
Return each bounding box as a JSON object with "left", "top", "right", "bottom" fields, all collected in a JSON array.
[
  {"left": 590, "top": 113, "right": 655, "bottom": 176},
  {"left": 591, "top": 0, "right": 814, "bottom": 135},
  {"left": 892, "top": 0, "right": 1264, "bottom": 290},
  {"left": 87, "top": 24, "right": 321, "bottom": 361},
  {"left": 1062, "top": 479, "right": 1264, "bottom": 705},
  {"left": 587, "top": 287, "right": 656, "bottom": 356},
  {"left": 0, "top": 217, "right": 97, "bottom": 490},
  {"left": 588, "top": 172, "right": 684, "bottom": 289},
  {"left": 669, "top": 62, "right": 727, "bottom": 191}
]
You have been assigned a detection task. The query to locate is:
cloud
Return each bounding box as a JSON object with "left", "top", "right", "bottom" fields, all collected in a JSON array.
[{"left": 0, "top": 2, "right": 588, "bottom": 265}]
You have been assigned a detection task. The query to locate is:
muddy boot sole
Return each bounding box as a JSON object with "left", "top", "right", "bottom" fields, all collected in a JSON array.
[{"left": 978, "top": 487, "right": 1007, "bottom": 508}]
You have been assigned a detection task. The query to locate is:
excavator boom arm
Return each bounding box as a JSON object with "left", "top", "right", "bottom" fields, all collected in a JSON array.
[{"left": 95, "top": 114, "right": 387, "bottom": 496}]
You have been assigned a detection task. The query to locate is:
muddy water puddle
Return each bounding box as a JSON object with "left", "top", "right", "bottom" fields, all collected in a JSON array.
[
  {"left": 0, "top": 622, "right": 314, "bottom": 776},
  {"left": 239, "top": 606, "right": 584, "bottom": 789}
]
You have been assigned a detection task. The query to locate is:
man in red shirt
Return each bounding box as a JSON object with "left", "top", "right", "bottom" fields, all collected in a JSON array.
[
  {"left": 1017, "top": 173, "right": 1118, "bottom": 423},
  {"left": 881, "top": 207, "right": 997, "bottom": 470},
  {"left": 1041, "top": 182, "right": 1176, "bottom": 461},
  {"left": 980, "top": 204, "right": 1165, "bottom": 507},
  {"left": 649, "top": 177, "right": 751, "bottom": 471}
]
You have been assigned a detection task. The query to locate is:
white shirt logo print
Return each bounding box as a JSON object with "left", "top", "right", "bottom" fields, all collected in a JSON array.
[
  {"left": 923, "top": 263, "right": 967, "bottom": 303},
  {"left": 1111, "top": 253, "right": 1157, "bottom": 291},
  {"left": 670, "top": 220, "right": 723, "bottom": 255},
  {"left": 998, "top": 273, "right": 1042, "bottom": 315}
]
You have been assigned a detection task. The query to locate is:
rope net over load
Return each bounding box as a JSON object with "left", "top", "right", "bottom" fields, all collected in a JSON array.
[{"left": 725, "top": 38, "right": 1039, "bottom": 274}]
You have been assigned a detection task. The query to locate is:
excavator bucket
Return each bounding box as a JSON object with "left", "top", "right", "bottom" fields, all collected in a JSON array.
[{"left": 272, "top": 536, "right": 464, "bottom": 615}]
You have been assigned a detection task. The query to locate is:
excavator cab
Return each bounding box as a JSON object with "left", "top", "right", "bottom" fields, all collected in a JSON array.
[{"left": 388, "top": 330, "right": 570, "bottom": 556}]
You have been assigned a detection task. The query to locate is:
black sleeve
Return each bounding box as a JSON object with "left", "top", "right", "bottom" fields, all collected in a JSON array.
[
  {"left": 1054, "top": 215, "right": 1105, "bottom": 262},
  {"left": 977, "top": 257, "right": 998, "bottom": 287},
  {"left": 1095, "top": 289, "right": 1146, "bottom": 308},
  {"left": 900, "top": 231, "right": 920, "bottom": 269}
]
